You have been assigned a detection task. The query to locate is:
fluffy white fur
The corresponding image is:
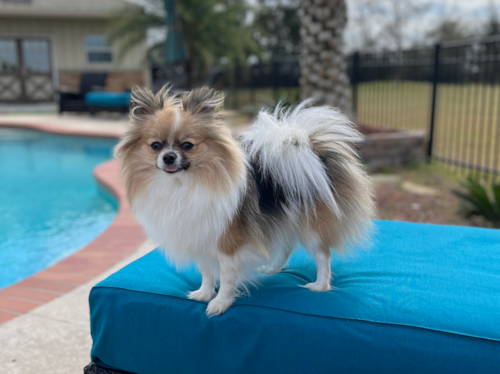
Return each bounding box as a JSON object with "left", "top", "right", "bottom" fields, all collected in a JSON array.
[
  {"left": 241, "top": 99, "right": 363, "bottom": 218},
  {"left": 132, "top": 172, "right": 246, "bottom": 266}
]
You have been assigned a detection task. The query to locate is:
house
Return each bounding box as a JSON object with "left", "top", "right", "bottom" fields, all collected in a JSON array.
[{"left": 0, "top": 0, "right": 149, "bottom": 103}]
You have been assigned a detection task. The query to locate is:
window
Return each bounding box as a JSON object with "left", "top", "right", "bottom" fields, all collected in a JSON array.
[
  {"left": 22, "top": 40, "right": 51, "bottom": 72},
  {"left": 0, "top": 40, "right": 18, "bottom": 73},
  {"left": 84, "top": 35, "right": 112, "bottom": 63}
]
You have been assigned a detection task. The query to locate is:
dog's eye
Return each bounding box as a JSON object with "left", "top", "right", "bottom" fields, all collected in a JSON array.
[
  {"left": 181, "top": 142, "right": 194, "bottom": 151},
  {"left": 150, "top": 142, "right": 162, "bottom": 151}
]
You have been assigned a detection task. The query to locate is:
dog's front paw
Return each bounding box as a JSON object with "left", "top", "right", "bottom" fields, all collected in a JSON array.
[
  {"left": 188, "top": 288, "right": 216, "bottom": 302},
  {"left": 206, "top": 296, "right": 234, "bottom": 316},
  {"left": 301, "top": 281, "right": 332, "bottom": 292}
]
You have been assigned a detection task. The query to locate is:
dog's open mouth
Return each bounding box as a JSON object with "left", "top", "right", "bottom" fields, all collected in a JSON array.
[
  {"left": 164, "top": 167, "right": 179, "bottom": 174},
  {"left": 161, "top": 162, "right": 190, "bottom": 174}
]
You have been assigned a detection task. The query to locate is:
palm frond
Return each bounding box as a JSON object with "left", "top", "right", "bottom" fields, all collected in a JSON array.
[
  {"left": 107, "top": 0, "right": 262, "bottom": 76},
  {"left": 107, "top": 3, "right": 165, "bottom": 63}
]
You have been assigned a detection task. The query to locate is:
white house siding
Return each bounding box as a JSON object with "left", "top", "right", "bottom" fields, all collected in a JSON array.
[
  {"left": 0, "top": 17, "right": 147, "bottom": 69},
  {"left": 0, "top": 17, "right": 149, "bottom": 93}
]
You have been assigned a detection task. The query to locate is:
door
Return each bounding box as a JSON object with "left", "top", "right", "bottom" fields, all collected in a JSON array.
[{"left": 0, "top": 38, "right": 54, "bottom": 103}]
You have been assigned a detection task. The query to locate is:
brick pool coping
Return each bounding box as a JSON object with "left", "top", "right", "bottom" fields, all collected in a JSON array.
[{"left": 0, "top": 122, "right": 146, "bottom": 325}]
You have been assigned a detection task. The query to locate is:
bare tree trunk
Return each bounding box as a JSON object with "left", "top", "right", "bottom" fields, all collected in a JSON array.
[{"left": 299, "top": 0, "right": 352, "bottom": 117}]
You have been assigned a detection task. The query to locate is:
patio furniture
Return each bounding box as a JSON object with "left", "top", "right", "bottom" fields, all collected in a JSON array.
[
  {"left": 85, "top": 91, "right": 131, "bottom": 116},
  {"left": 58, "top": 72, "right": 107, "bottom": 113},
  {"left": 85, "top": 221, "right": 500, "bottom": 373}
]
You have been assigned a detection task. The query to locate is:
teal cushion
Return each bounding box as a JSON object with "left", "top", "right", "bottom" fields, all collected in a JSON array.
[
  {"left": 85, "top": 92, "right": 131, "bottom": 107},
  {"left": 89, "top": 221, "right": 500, "bottom": 373}
]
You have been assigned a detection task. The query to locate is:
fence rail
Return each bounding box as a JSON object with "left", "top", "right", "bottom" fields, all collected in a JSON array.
[
  {"left": 151, "top": 58, "right": 301, "bottom": 110},
  {"left": 350, "top": 36, "right": 500, "bottom": 179}
]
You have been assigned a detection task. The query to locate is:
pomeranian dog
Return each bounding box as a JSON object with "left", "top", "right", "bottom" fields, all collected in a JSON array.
[{"left": 115, "top": 85, "right": 374, "bottom": 316}]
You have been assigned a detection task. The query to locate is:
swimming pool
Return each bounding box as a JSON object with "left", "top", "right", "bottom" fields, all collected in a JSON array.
[{"left": 0, "top": 128, "right": 118, "bottom": 289}]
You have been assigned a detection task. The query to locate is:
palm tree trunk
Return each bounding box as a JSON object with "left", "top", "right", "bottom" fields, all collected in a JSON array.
[{"left": 299, "top": 0, "right": 352, "bottom": 117}]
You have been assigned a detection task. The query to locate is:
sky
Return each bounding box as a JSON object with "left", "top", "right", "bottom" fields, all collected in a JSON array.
[
  {"left": 126, "top": 0, "right": 499, "bottom": 51},
  {"left": 345, "top": 0, "right": 499, "bottom": 50},
  {"left": 448, "top": 0, "right": 496, "bottom": 14},
  {"left": 423, "top": 0, "right": 497, "bottom": 24}
]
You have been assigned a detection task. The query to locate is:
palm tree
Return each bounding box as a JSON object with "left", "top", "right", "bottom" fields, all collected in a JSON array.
[
  {"left": 108, "top": 0, "right": 260, "bottom": 88},
  {"left": 299, "top": 0, "right": 352, "bottom": 117}
]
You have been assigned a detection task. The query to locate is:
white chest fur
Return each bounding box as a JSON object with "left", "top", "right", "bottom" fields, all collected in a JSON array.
[{"left": 132, "top": 173, "right": 243, "bottom": 264}]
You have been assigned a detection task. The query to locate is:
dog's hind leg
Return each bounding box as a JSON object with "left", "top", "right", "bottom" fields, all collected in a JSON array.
[
  {"left": 301, "top": 241, "right": 332, "bottom": 292},
  {"left": 258, "top": 241, "right": 294, "bottom": 274}
]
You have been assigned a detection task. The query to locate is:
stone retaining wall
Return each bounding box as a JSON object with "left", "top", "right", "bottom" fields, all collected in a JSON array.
[{"left": 359, "top": 130, "right": 427, "bottom": 171}]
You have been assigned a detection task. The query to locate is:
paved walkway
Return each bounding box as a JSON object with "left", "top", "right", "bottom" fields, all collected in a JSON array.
[{"left": 0, "top": 241, "right": 155, "bottom": 374}]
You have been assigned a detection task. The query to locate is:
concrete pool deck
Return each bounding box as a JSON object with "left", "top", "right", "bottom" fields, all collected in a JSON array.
[
  {"left": 0, "top": 115, "right": 150, "bottom": 372},
  {"left": 0, "top": 241, "right": 155, "bottom": 373},
  {"left": 0, "top": 113, "right": 130, "bottom": 138}
]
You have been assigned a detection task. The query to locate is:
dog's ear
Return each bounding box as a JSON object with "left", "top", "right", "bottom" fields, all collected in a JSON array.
[
  {"left": 181, "top": 87, "right": 224, "bottom": 115},
  {"left": 130, "top": 85, "right": 173, "bottom": 121}
]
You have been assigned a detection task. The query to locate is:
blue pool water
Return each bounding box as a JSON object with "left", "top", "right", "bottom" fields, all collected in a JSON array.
[{"left": 0, "top": 128, "right": 118, "bottom": 289}]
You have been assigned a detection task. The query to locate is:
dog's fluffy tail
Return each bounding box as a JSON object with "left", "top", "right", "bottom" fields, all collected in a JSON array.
[
  {"left": 241, "top": 100, "right": 374, "bottom": 249},
  {"left": 241, "top": 99, "right": 362, "bottom": 215}
]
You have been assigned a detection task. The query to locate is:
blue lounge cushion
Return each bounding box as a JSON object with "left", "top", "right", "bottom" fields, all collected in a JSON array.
[
  {"left": 89, "top": 221, "right": 500, "bottom": 373},
  {"left": 85, "top": 92, "right": 131, "bottom": 107}
]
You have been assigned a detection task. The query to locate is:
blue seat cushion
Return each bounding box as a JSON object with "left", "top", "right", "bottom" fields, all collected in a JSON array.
[
  {"left": 89, "top": 221, "right": 500, "bottom": 373},
  {"left": 85, "top": 92, "right": 131, "bottom": 107}
]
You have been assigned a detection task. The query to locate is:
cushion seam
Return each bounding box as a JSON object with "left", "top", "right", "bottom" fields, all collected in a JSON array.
[{"left": 90, "top": 285, "right": 500, "bottom": 344}]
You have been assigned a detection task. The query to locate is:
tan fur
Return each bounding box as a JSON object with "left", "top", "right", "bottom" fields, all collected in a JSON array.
[
  {"left": 218, "top": 218, "right": 249, "bottom": 256},
  {"left": 219, "top": 213, "right": 269, "bottom": 257},
  {"left": 308, "top": 137, "right": 376, "bottom": 254}
]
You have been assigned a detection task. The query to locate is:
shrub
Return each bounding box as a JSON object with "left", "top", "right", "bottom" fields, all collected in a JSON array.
[{"left": 452, "top": 177, "right": 500, "bottom": 228}]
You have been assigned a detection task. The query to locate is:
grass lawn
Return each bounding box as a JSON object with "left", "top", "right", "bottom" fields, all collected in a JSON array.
[{"left": 357, "top": 81, "right": 500, "bottom": 177}]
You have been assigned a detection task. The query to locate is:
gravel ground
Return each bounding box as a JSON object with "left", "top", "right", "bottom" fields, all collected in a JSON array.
[{"left": 372, "top": 163, "right": 489, "bottom": 228}]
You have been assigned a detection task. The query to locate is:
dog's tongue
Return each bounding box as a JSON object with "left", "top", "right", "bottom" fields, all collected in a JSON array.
[{"left": 165, "top": 167, "right": 178, "bottom": 172}]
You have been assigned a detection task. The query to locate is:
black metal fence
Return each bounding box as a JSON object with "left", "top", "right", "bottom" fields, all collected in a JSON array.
[
  {"left": 350, "top": 35, "right": 500, "bottom": 178},
  {"left": 152, "top": 58, "right": 301, "bottom": 109},
  {"left": 223, "top": 58, "right": 302, "bottom": 109}
]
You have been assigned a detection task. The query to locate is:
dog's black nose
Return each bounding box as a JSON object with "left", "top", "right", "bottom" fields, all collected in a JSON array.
[{"left": 163, "top": 152, "right": 177, "bottom": 165}]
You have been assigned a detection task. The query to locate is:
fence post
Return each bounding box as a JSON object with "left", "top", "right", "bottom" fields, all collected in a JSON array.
[
  {"left": 272, "top": 60, "right": 279, "bottom": 92},
  {"left": 232, "top": 60, "right": 239, "bottom": 109},
  {"left": 250, "top": 66, "right": 255, "bottom": 105},
  {"left": 428, "top": 43, "right": 441, "bottom": 160},
  {"left": 351, "top": 52, "right": 360, "bottom": 116}
]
